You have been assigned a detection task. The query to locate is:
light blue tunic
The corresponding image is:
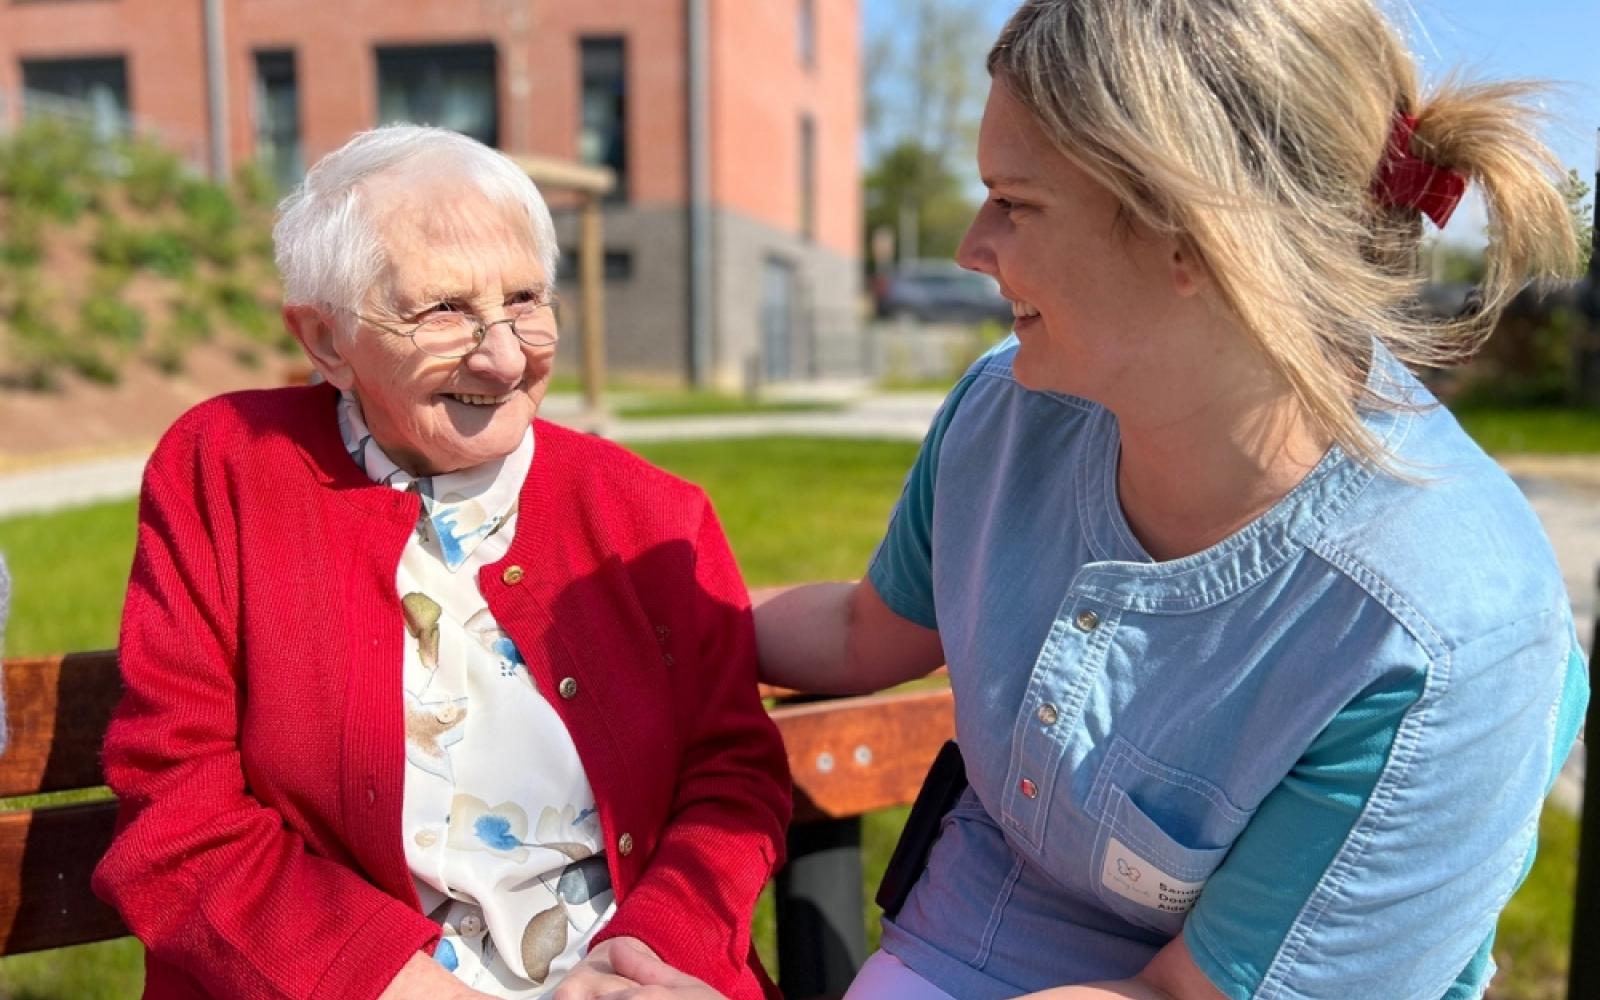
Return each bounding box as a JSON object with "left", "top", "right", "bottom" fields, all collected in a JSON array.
[{"left": 868, "top": 339, "right": 1588, "bottom": 1000}]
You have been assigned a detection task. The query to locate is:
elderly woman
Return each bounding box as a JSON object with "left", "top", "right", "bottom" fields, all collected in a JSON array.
[{"left": 91, "top": 126, "right": 789, "bottom": 1000}]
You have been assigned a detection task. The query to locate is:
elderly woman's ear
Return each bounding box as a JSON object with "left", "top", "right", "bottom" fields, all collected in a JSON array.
[{"left": 284, "top": 304, "right": 355, "bottom": 390}]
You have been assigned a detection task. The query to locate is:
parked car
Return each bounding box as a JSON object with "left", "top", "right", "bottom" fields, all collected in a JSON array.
[{"left": 875, "top": 260, "right": 1014, "bottom": 325}]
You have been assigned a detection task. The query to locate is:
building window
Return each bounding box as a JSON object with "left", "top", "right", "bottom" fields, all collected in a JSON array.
[
  {"left": 21, "top": 56, "right": 129, "bottom": 137},
  {"left": 560, "top": 248, "right": 635, "bottom": 284},
  {"left": 254, "top": 50, "right": 302, "bottom": 192},
  {"left": 579, "top": 37, "right": 627, "bottom": 201},
  {"left": 376, "top": 43, "right": 499, "bottom": 147},
  {"left": 798, "top": 0, "right": 816, "bottom": 69},
  {"left": 799, "top": 114, "right": 816, "bottom": 241}
]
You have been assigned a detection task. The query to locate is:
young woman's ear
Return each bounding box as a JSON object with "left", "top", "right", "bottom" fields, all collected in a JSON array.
[
  {"left": 1170, "top": 245, "right": 1205, "bottom": 298},
  {"left": 283, "top": 306, "right": 355, "bottom": 390}
]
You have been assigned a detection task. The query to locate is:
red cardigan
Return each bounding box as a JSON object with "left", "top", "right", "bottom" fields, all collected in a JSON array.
[{"left": 92, "top": 384, "right": 791, "bottom": 1000}]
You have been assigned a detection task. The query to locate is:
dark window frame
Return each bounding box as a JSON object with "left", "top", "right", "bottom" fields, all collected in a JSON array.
[
  {"left": 20, "top": 54, "right": 131, "bottom": 135},
  {"left": 374, "top": 41, "right": 501, "bottom": 148},
  {"left": 253, "top": 48, "right": 302, "bottom": 192},
  {"left": 578, "top": 35, "right": 628, "bottom": 203}
]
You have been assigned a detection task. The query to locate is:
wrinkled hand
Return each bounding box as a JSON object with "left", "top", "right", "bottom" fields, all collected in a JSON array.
[
  {"left": 597, "top": 937, "right": 731, "bottom": 1000},
  {"left": 548, "top": 937, "right": 652, "bottom": 1000},
  {"left": 378, "top": 952, "right": 499, "bottom": 1000}
]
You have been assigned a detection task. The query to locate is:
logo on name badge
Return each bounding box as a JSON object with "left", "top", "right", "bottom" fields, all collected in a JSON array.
[{"left": 1100, "top": 835, "right": 1205, "bottom": 916}]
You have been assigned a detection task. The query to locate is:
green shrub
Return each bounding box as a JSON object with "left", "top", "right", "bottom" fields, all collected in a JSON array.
[
  {"left": 208, "top": 275, "right": 272, "bottom": 339},
  {"left": 0, "top": 119, "right": 99, "bottom": 221},
  {"left": 123, "top": 140, "right": 186, "bottom": 211},
  {"left": 80, "top": 293, "right": 145, "bottom": 346},
  {"left": 180, "top": 180, "right": 241, "bottom": 265},
  {"left": 65, "top": 344, "right": 119, "bottom": 384},
  {"left": 234, "top": 161, "right": 280, "bottom": 209},
  {"left": 93, "top": 221, "right": 195, "bottom": 277},
  {"left": 1, "top": 209, "right": 44, "bottom": 267}
]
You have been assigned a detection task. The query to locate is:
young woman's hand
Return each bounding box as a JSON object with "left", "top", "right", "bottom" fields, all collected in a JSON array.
[
  {"left": 547, "top": 936, "right": 653, "bottom": 999},
  {"left": 599, "top": 937, "right": 730, "bottom": 999},
  {"left": 377, "top": 951, "right": 499, "bottom": 1000}
]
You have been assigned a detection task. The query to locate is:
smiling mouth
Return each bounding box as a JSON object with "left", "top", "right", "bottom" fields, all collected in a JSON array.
[
  {"left": 1011, "top": 299, "right": 1040, "bottom": 321},
  {"left": 443, "top": 391, "right": 518, "bottom": 406}
]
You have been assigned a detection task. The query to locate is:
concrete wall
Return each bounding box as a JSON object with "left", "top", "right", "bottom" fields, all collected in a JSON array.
[{"left": 713, "top": 207, "right": 860, "bottom": 389}]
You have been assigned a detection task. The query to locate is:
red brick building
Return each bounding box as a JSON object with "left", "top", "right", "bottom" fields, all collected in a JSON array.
[{"left": 0, "top": 0, "right": 861, "bottom": 387}]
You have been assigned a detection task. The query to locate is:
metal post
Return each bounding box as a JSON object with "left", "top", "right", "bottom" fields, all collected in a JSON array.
[
  {"left": 776, "top": 818, "right": 866, "bottom": 1000},
  {"left": 1570, "top": 564, "right": 1599, "bottom": 1000},
  {"left": 579, "top": 191, "right": 608, "bottom": 425},
  {"left": 202, "top": 0, "right": 229, "bottom": 181}
]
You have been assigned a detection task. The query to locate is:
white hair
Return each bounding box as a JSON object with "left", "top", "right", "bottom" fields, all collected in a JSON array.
[{"left": 273, "top": 125, "right": 559, "bottom": 313}]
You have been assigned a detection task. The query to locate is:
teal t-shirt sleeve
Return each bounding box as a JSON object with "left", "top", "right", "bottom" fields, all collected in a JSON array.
[{"left": 865, "top": 371, "right": 983, "bottom": 632}]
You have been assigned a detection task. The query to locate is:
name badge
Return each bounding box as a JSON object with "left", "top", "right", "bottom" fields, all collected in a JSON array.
[{"left": 1100, "top": 835, "right": 1205, "bottom": 916}]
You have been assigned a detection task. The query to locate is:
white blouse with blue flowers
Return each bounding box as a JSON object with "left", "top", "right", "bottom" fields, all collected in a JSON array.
[{"left": 339, "top": 394, "right": 616, "bottom": 997}]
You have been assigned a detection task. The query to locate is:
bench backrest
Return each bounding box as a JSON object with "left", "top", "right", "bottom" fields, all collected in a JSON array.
[{"left": 0, "top": 650, "right": 953, "bottom": 956}]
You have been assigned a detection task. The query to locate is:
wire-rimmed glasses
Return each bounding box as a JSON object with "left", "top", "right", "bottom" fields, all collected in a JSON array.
[{"left": 352, "top": 296, "right": 560, "bottom": 359}]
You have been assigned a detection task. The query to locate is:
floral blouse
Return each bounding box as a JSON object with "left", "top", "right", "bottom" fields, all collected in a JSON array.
[{"left": 339, "top": 394, "right": 616, "bottom": 997}]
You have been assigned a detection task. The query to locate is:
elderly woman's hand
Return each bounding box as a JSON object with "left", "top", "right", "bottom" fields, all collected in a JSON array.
[{"left": 378, "top": 952, "right": 500, "bottom": 1000}]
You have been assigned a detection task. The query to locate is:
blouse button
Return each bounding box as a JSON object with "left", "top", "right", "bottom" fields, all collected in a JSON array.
[
  {"left": 558, "top": 676, "right": 579, "bottom": 700},
  {"left": 414, "top": 828, "right": 438, "bottom": 848},
  {"left": 458, "top": 912, "right": 485, "bottom": 937},
  {"left": 1036, "top": 703, "right": 1059, "bottom": 726},
  {"left": 1074, "top": 609, "right": 1100, "bottom": 632},
  {"left": 502, "top": 565, "right": 525, "bottom": 585},
  {"left": 1019, "top": 778, "right": 1038, "bottom": 799},
  {"left": 618, "top": 832, "right": 635, "bottom": 856}
]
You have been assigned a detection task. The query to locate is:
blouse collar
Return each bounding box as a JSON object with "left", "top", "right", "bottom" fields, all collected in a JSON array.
[{"left": 337, "top": 391, "right": 534, "bottom": 571}]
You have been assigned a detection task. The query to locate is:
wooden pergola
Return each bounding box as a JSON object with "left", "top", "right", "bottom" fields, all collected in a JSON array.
[{"left": 509, "top": 154, "right": 617, "bottom": 426}]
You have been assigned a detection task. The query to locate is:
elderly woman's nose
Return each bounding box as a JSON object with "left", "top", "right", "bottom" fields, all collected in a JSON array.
[{"left": 463, "top": 323, "right": 527, "bottom": 381}]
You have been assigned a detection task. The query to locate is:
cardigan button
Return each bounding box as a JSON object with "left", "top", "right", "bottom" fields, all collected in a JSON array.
[
  {"left": 502, "top": 565, "right": 525, "bottom": 585},
  {"left": 617, "top": 833, "right": 634, "bottom": 856},
  {"left": 558, "top": 677, "right": 579, "bottom": 700}
]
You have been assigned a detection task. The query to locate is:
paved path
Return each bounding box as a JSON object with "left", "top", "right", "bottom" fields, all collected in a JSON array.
[{"left": 0, "top": 391, "right": 1590, "bottom": 811}]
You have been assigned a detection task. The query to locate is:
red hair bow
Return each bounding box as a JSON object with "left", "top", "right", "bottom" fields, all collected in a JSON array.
[{"left": 1372, "top": 113, "right": 1467, "bottom": 227}]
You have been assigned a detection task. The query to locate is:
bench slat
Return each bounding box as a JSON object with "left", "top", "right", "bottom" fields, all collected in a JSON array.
[
  {"left": 0, "top": 800, "right": 126, "bottom": 954},
  {"left": 770, "top": 688, "right": 955, "bottom": 823},
  {"left": 0, "top": 653, "right": 956, "bottom": 956},
  {"left": 0, "top": 652, "right": 122, "bottom": 799}
]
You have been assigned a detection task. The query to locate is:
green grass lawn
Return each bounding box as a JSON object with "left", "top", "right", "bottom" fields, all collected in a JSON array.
[
  {"left": 1450, "top": 404, "right": 1600, "bottom": 454},
  {"left": 0, "top": 434, "right": 1584, "bottom": 997}
]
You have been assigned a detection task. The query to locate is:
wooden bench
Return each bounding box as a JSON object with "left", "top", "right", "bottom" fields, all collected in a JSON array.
[{"left": 0, "top": 650, "right": 952, "bottom": 997}]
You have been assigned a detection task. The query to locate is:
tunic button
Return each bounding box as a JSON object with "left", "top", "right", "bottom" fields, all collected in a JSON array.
[
  {"left": 1074, "top": 609, "right": 1100, "bottom": 632},
  {"left": 618, "top": 832, "right": 635, "bottom": 856},
  {"left": 1019, "top": 778, "right": 1038, "bottom": 799},
  {"left": 558, "top": 676, "right": 579, "bottom": 700},
  {"left": 502, "top": 565, "right": 525, "bottom": 585},
  {"left": 458, "top": 912, "right": 484, "bottom": 937},
  {"left": 434, "top": 703, "right": 461, "bottom": 724},
  {"left": 414, "top": 828, "right": 438, "bottom": 848},
  {"left": 1036, "top": 703, "right": 1059, "bottom": 726}
]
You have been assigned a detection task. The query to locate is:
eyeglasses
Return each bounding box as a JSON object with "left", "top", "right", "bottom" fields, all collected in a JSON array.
[{"left": 352, "top": 295, "right": 560, "bottom": 359}]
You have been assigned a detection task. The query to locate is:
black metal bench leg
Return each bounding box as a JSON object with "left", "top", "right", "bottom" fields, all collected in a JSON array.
[{"left": 776, "top": 817, "right": 866, "bottom": 1000}]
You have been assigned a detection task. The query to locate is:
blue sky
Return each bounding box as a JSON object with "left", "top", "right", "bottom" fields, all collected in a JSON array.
[{"left": 866, "top": 0, "right": 1598, "bottom": 241}]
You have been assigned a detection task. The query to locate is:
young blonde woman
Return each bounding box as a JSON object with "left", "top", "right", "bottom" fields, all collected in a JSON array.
[{"left": 722, "top": 2, "right": 1591, "bottom": 999}]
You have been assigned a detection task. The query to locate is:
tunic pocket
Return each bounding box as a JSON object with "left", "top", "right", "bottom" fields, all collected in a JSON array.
[{"left": 1087, "top": 737, "right": 1253, "bottom": 937}]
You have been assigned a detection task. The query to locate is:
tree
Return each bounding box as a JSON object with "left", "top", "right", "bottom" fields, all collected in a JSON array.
[
  {"left": 863, "top": 0, "right": 995, "bottom": 268},
  {"left": 1560, "top": 168, "right": 1593, "bottom": 272},
  {"left": 865, "top": 141, "right": 974, "bottom": 265}
]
